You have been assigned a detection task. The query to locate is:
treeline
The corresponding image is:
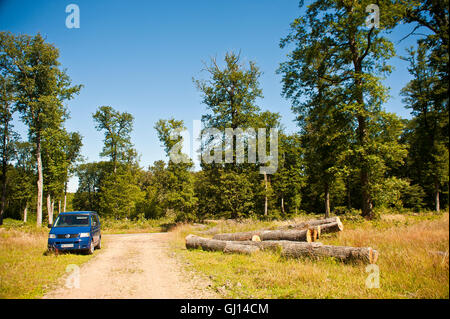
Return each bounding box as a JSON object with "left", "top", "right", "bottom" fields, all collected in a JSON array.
[
  {"left": 1, "top": 1, "right": 448, "bottom": 225},
  {"left": 0, "top": 32, "right": 83, "bottom": 225}
]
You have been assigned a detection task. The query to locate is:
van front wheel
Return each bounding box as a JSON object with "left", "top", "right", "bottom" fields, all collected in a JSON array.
[
  {"left": 95, "top": 237, "right": 101, "bottom": 249},
  {"left": 86, "top": 240, "right": 95, "bottom": 255}
]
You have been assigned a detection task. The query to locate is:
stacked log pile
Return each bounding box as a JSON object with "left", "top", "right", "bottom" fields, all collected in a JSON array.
[{"left": 185, "top": 216, "right": 378, "bottom": 264}]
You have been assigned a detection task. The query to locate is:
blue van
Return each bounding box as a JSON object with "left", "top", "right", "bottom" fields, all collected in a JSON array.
[{"left": 48, "top": 211, "right": 101, "bottom": 254}]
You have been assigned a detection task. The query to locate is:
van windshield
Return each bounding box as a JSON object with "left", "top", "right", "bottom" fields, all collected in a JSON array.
[{"left": 53, "top": 215, "right": 90, "bottom": 227}]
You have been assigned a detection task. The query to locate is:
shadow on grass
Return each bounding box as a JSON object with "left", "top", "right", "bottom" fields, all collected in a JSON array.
[
  {"left": 43, "top": 249, "right": 90, "bottom": 257},
  {"left": 160, "top": 222, "right": 177, "bottom": 232}
]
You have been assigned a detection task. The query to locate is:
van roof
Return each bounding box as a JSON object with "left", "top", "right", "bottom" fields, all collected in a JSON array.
[{"left": 59, "top": 211, "right": 97, "bottom": 215}]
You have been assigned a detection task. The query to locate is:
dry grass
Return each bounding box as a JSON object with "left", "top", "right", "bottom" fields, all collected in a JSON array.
[
  {"left": 169, "top": 212, "right": 449, "bottom": 299},
  {"left": 0, "top": 220, "right": 95, "bottom": 299}
]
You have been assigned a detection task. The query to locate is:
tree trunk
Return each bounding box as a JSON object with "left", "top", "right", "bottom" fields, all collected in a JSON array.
[
  {"left": 324, "top": 182, "right": 330, "bottom": 218},
  {"left": 64, "top": 181, "right": 67, "bottom": 212},
  {"left": 58, "top": 200, "right": 61, "bottom": 214},
  {"left": 0, "top": 168, "right": 5, "bottom": 226},
  {"left": 36, "top": 140, "right": 43, "bottom": 227},
  {"left": 23, "top": 204, "right": 28, "bottom": 222},
  {"left": 47, "top": 193, "right": 53, "bottom": 225},
  {"left": 281, "top": 197, "right": 285, "bottom": 215},
  {"left": 264, "top": 172, "right": 268, "bottom": 216},
  {"left": 346, "top": 177, "right": 352, "bottom": 209},
  {"left": 280, "top": 216, "right": 341, "bottom": 230},
  {"left": 186, "top": 235, "right": 378, "bottom": 263},
  {"left": 435, "top": 178, "right": 440, "bottom": 212},
  {"left": 213, "top": 228, "right": 314, "bottom": 242}
]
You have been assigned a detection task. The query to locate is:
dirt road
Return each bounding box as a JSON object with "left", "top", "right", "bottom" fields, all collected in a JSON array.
[{"left": 43, "top": 233, "right": 217, "bottom": 299}]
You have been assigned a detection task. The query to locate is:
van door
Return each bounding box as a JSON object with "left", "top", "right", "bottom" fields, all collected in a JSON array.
[{"left": 91, "top": 214, "right": 100, "bottom": 245}]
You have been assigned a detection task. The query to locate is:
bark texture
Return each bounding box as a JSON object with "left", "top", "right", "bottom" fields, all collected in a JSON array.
[
  {"left": 213, "top": 228, "right": 314, "bottom": 242},
  {"left": 186, "top": 235, "right": 378, "bottom": 263}
]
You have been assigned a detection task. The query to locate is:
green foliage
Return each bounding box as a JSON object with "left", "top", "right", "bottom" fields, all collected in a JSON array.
[
  {"left": 278, "top": 0, "right": 407, "bottom": 218},
  {"left": 98, "top": 167, "right": 144, "bottom": 219},
  {"left": 400, "top": 42, "right": 449, "bottom": 211},
  {"left": 154, "top": 119, "right": 197, "bottom": 222},
  {"left": 93, "top": 106, "right": 135, "bottom": 171}
]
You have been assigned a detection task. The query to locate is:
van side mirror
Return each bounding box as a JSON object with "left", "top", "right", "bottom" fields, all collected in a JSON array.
[{"left": 47, "top": 223, "right": 52, "bottom": 228}]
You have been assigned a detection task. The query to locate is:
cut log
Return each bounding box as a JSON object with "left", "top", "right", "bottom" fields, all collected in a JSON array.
[
  {"left": 213, "top": 228, "right": 314, "bottom": 242},
  {"left": 282, "top": 244, "right": 378, "bottom": 264},
  {"left": 280, "top": 216, "right": 341, "bottom": 230},
  {"left": 185, "top": 234, "right": 259, "bottom": 255},
  {"left": 186, "top": 235, "right": 322, "bottom": 253},
  {"left": 186, "top": 235, "right": 378, "bottom": 263},
  {"left": 318, "top": 221, "right": 344, "bottom": 235}
]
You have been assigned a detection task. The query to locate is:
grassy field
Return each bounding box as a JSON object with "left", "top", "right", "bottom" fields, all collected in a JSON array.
[
  {"left": 0, "top": 219, "right": 96, "bottom": 299},
  {"left": 101, "top": 216, "right": 176, "bottom": 234},
  {"left": 169, "top": 211, "right": 449, "bottom": 299}
]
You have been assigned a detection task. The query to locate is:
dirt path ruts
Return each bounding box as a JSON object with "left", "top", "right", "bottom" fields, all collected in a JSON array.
[{"left": 43, "top": 233, "right": 217, "bottom": 299}]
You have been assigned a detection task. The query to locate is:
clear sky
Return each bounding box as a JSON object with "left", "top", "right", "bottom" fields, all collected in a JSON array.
[{"left": 1, "top": 0, "right": 422, "bottom": 192}]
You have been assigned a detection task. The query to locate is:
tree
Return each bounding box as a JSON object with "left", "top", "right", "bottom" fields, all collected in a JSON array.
[
  {"left": 279, "top": 0, "right": 405, "bottom": 218},
  {"left": 401, "top": 44, "right": 449, "bottom": 211},
  {"left": 93, "top": 106, "right": 134, "bottom": 173},
  {"left": 73, "top": 161, "right": 111, "bottom": 212},
  {"left": 41, "top": 127, "right": 70, "bottom": 224},
  {"left": 194, "top": 52, "right": 281, "bottom": 218},
  {"left": 0, "top": 72, "right": 18, "bottom": 225},
  {"left": 0, "top": 32, "right": 81, "bottom": 226},
  {"left": 154, "top": 118, "right": 197, "bottom": 221},
  {"left": 63, "top": 132, "right": 83, "bottom": 211},
  {"left": 9, "top": 141, "right": 36, "bottom": 221},
  {"left": 271, "top": 133, "right": 305, "bottom": 216},
  {"left": 98, "top": 166, "right": 144, "bottom": 219}
]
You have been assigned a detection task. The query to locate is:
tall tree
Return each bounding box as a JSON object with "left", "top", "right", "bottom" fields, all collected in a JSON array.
[
  {"left": 93, "top": 106, "right": 134, "bottom": 173},
  {"left": 0, "top": 32, "right": 81, "bottom": 226},
  {"left": 194, "top": 52, "right": 281, "bottom": 218},
  {"left": 11, "top": 141, "right": 36, "bottom": 222},
  {"left": 155, "top": 118, "right": 197, "bottom": 221},
  {"left": 401, "top": 44, "right": 449, "bottom": 211},
  {"left": 279, "top": 0, "right": 405, "bottom": 218},
  {"left": 0, "top": 72, "right": 17, "bottom": 225},
  {"left": 63, "top": 132, "right": 83, "bottom": 211}
]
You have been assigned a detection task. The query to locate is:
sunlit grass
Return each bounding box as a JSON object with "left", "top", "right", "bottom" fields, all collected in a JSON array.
[
  {"left": 0, "top": 219, "right": 95, "bottom": 299},
  {"left": 170, "top": 212, "right": 449, "bottom": 299}
]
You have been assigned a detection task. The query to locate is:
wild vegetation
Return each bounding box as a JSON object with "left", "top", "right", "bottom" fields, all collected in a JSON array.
[
  {"left": 1, "top": 1, "right": 447, "bottom": 227},
  {"left": 170, "top": 211, "right": 449, "bottom": 298}
]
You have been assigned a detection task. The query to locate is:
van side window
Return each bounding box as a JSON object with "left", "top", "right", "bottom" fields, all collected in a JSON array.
[{"left": 91, "top": 215, "right": 98, "bottom": 227}]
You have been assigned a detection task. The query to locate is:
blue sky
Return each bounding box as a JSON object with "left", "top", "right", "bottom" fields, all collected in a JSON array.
[{"left": 1, "top": 0, "right": 421, "bottom": 192}]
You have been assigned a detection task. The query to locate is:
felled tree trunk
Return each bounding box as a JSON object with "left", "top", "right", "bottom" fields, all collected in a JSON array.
[
  {"left": 185, "top": 235, "right": 259, "bottom": 255},
  {"left": 316, "top": 221, "right": 344, "bottom": 238},
  {"left": 282, "top": 243, "right": 378, "bottom": 264},
  {"left": 186, "top": 235, "right": 378, "bottom": 263},
  {"left": 280, "top": 216, "right": 341, "bottom": 230},
  {"left": 213, "top": 228, "right": 314, "bottom": 242}
]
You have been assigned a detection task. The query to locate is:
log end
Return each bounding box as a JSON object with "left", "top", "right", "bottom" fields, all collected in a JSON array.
[
  {"left": 371, "top": 249, "right": 379, "bottom": 264},
  {"left": 336, "top": 218, "right": 344, "bottom": 231},
  {"left": 306, "top": 228, "right": 313, "bottom": 242},
  {"left": 252, "top": 235, "right": 261, "bottom": 242}
]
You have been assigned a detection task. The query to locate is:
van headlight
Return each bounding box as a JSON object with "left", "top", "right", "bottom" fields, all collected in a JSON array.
[
  {"left": 49, "top": 234, "right": 56, "bottom": 239},
  {"left": 80, "top": 232, "right": 90, "bottom": 238}
]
